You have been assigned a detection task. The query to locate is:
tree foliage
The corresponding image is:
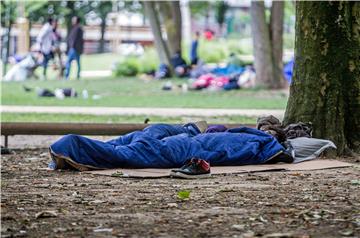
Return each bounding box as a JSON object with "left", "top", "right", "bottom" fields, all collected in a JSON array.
[
  {"left": 215, "top": 0, "right": 228, "bottom": 27},
  {"left": 1, "top": 0, "right": 17, "bottom": 27},
  {"left": 189, "top": 1, "right": 211, "bottom": 19}
]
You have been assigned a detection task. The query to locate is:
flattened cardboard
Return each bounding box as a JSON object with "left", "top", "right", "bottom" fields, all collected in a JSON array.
[{"left": 84, "top": 159, "right": 353, "bottom": 178}]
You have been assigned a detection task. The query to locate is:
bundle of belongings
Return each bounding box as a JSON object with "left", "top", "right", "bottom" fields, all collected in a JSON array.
[
  {"left": 23, "top": 86, "right": 78, "bottom": 99},
  {"left": 48, "top": 116, "right": 336, "bottom": 179},
  {"left": 190, "top": 66, "right": 256, "bottom": 91},
  {"left": 189, "top": 62, "right": 255, "bottom": 91}
]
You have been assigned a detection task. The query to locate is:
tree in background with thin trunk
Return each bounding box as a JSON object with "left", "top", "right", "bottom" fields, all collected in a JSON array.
[
  {"left": 143, "top": 1, "right": 172, "bottom": 72},
  {"left": 1, "top": 1, "right": 17, "bottom": 74},
  {"left": 215, "top": 0, "right": 228, "bottom": 37},
  {"left": 158, "top": 1, "right": 182, "bottom": 56},
  {"left": 270, "top": 1, "right": 285, "bottom": 88},
  {"left": 250, "top": 1, "right": 284, "bottom": 89},
  {"left": 91, "top": 1, "right": 112, "bottom": 53},
  {"left": 284, "top": 1, "right": 360, "bottom": 156}
]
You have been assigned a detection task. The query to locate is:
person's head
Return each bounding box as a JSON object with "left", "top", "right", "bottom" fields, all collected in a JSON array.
[
  {"left": 72, "top": 16, "right": 81, "bottom": 26},
  {"left": 195, "top": 31, "right": 200, "bottom": 39},
  {"left": 47, "top": 17, "right": 53, "bottom": 25},
  {"left": 52, "top": 19, "right": 58, "bottom": 29},
  {"left": 175, "top": 66, "right": 186, "bottom": 76}
]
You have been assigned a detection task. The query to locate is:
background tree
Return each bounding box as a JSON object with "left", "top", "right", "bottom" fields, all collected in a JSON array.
[
  {"left": 158, "top": 1, "right": 182, "bottom": 56},
  {"left": 189, "top": 1, "right": 211, "bottom": 29},
  {"left": 90, "top": 0, "right": 112, "bottom": 53},
  {"left": 1, "top": 0, "right": 17, "bottom": 74},
  {"left": 284, "top": 1, "right": 360, "bottom": 155},
  {"left": 215, "top": 0, "right": 228, "bottom": 36},
  {"left": 250, "top": 0, "right": 284, "bottom": 89},
  {"left": 143, "top": 1, "right": 172, "bottom": 71},
  {"left": 270, "top": 1, "right": 285, "bottom": 88}
]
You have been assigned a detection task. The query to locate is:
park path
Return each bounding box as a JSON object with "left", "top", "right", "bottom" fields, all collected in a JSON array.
[{"left": 1, "top": 105, "right": 284, "bottom": 118}]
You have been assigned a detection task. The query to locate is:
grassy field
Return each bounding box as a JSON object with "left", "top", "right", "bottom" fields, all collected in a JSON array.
[
  {"left": 2, "top": 77, "right": 288, "bottom": 109},
  {"left": 1, "top": 112, "right": 257, "bottom": 124},
  {"left": 2, "top": 51, "right": 289, "bottom": 123}
]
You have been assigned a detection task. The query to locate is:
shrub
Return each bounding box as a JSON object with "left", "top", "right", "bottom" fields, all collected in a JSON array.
[
  {"left": 112, "top": 57, "right": 140, "bottom": 77},
  {"left": 138, "top": 47, "right": 159, "bottom": 73},
  {"left": 197, "top": 38, "right": 252, "bottom": 63},
  {"left": 198, "top": 40, "right": 227, "bottom": 63}
]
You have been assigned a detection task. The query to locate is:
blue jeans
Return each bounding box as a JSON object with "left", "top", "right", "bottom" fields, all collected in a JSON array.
[
  {"left": 42, "top": 52, "right": 53, "bottom": 77},
  {"left": 65, "top": 48, "right": 81, "bottom": 79}
]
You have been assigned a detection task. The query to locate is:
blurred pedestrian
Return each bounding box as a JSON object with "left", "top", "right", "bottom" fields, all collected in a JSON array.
[
  {"left": 64, "top": 16, "right": 84, "bottom": 80},
  {"left": 52, "top": 19, "right": 64, "bottom": 78},
  {"left": 36, "top": 18, "right": 54, "bottom": 79},
  {"left": 190, "top": 31, "right": 200, "bottom": 66}
]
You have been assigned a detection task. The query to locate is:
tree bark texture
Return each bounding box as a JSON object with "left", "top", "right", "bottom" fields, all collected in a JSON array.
[
  {"left": 250, "top": 1, "right": 275, "bottom": 87},
  {"left": 65, "top": 1, "right": 75, "bottom": 37},
  {"left": 158, "top": 1, "right": 182, "bottom": 56},
  {"left": 98, "top": 14, "right": 107, "bottom": 53},
  {"left": 284, "top": 1, "right": 360, "bottom": 155},
  {"left": 171, "top": 1, "right": 182, "bottom": 53},
  {"left": 143, "top": 1, "right": 172, "bottom": 70},
  {"left": 270, "top": 1, "right": 285, "bottom": 88}
]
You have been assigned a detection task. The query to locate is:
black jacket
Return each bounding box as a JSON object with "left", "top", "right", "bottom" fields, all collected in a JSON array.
[{"left": 67, "top": 25, "right": 84, "bottom": 54}]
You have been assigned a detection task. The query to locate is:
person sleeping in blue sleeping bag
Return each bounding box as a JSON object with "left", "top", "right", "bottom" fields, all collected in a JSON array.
[{"left": 49, "top": 122, "right": 293, "bottom": 179}]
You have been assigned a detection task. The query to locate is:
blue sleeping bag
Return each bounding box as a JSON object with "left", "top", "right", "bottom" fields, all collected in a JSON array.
[{"left": 49, "top": 124, "right": 284, "bottom": 170}]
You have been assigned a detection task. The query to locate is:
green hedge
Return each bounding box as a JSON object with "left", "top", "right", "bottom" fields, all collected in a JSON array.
[{"left": 113, "top": 57, "right": 139, "bottom": 77}]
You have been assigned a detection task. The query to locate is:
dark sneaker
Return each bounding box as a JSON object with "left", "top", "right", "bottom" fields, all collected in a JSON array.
[
  {"left": 170, "top": 158, "right": 211, "bottom": 179},
  {"left": 266, "top": 142, "right": 295, "bottom": 164}
]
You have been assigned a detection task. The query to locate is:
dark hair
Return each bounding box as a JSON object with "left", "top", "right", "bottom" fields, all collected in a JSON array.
[
  {"left": 47, "top": 17, "right": 53, "bottom": 24},
  {"left": 195, "top": 31, "right": 200, "bottom": 36},
  {"left": 73, "top": 16, "right": 81, "bottom": 24}
]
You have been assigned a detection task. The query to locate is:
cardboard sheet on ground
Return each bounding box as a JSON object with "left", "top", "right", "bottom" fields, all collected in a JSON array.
[{"left": 84, "top": 160, "right": 353, "bottom": 178}]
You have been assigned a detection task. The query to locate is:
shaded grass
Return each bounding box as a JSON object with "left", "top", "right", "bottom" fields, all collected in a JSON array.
[
  {"left": 1, "top": 112, "right": 257, "bottom": 124},
  {"left": 1, "top": 77, "right": 288, "bottom": 109}
]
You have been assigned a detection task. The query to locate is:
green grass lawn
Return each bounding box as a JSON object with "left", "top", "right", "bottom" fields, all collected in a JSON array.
[
  {"left": 80, "top": 53, "right": 119, "bottom": 71},
  {"left": 1, "top": 77, "right": 288, "bottom": 109},
  {"left": 1, "top": 112, "right": 257, "bottom": 124}
]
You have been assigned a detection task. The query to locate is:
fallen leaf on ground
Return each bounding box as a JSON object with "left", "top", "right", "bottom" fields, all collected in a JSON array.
[
  {"left": 339, "top": 230, "right": 353, "bottom": 236},
  {"left": 177, "top": 190, "right": 191, "bottom": 200},
  {"left": 35, "top": 210, "right": 57, "bottom": 219},
  {"left": 93, "top": 228, "right": 113, "bottom": 233}
]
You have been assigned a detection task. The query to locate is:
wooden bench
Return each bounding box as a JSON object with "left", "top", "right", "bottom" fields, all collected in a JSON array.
[{"left": 1, "top": 122, "right": 255, "bottom": 148}]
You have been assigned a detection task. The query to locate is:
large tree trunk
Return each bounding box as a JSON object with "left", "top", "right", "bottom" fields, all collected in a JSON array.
[
  {"left": 98, "top": 14, "right": 107, "bottom": 53},
  {"left": 143, "top": 1, "right": 172, "bottom": 71},
  {"left": 158, "top": 1, "right": 182, "bottom": 56},
  {"left": 250, "top": 1, "right": 275, "bottom": 88},
  {"left": 270, "top": 1, "right": 285, "bottom": 88},
  {"left": 284, "top": 1, "right": 360, "bottom": 155}
]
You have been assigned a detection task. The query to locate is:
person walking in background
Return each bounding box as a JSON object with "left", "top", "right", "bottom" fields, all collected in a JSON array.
[
  {"left": 64, "top": 16, "right": 84, "bottom": 80},
  {"left": 190, "top": 31, "right": 200, "bottom": 66},
  {"left": 36, "top": 18, "right": 54, "bottom": 80},
  {"left": 52, "top": 19, "right": 64, "bottom": 79}
]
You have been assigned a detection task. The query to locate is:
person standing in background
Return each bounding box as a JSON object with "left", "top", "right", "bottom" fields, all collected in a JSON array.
[
  {"left": 64, "top": 16, "right": 84, "bottom": 80},
  {"left": 190, "top": 31, "right": 200, "bottom": 66},
  {"left": 52, "top": 19, "right": 64, "bottom": 78},
  {"left": 36, "top": 18, "right": 54, "bottom": 80}
]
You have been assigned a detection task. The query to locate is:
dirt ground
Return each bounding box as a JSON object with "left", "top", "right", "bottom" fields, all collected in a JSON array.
[{"left": 1, "top": 148, "right": 360, "bottom": 238}]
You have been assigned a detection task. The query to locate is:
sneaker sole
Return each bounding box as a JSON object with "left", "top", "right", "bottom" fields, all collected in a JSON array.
[{"left": 170, "top": 171, "right": 211, "bottom": 179}]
